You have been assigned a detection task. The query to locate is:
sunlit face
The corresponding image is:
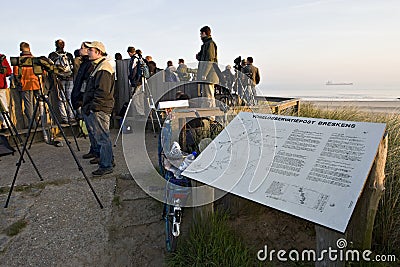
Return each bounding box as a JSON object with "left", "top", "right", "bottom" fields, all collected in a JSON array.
[
  {"left": 200, "top": 32, "right": 207, "bottom": 39},
  {"left": 88, "top": 47, "right": 101, "bottom": 60},
  {"left": 56, "top": 41, "right": 65, "bottom": 50}
]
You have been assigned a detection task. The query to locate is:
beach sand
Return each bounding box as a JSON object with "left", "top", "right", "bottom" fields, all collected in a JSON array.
[{"left": 305, "top": 100, "right": 400, "bottom": 114}]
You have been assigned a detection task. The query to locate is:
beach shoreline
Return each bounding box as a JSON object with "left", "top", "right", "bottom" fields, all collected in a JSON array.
[{"left": 304, "top": 100, "right": 400, "bottom": 114}]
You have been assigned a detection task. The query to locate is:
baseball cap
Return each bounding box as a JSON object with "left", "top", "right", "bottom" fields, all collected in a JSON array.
[{"left": 84, "top": 41, "right": 106, "bottom": 54}]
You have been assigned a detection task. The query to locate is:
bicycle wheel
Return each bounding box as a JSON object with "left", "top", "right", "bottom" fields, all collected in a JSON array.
[{"left": 165, "top": 204, "right": 178, "bottom": 252}]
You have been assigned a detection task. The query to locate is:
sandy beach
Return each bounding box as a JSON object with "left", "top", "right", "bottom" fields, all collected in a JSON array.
[{"left": 305, "top": 100, "right": 400, "bottom": 114}]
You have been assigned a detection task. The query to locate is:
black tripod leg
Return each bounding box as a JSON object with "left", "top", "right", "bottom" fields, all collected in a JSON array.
[
  {"left": 5, "top": 111, "right": 42, "bottom": 178},
  {"left": 58, "top": 81, "right": 80, "bottom": 151},
  {"left": 28, "top": 114, "right": 41, "bottom": 149},
  {"left": 65, "top": 100, "right": 86, "bottom": 141},
  {"left": 5, "top": 99, "right": 43, "bottom": 208},
  {"left": 43, "top": 96, "right": 104, "bottom": 208},
  {"left": 2, "top": 112, "right": 25, "bottom": 163}
]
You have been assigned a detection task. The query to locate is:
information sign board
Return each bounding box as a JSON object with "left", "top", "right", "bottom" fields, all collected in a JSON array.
[{"left": 182, "top": 112, "right": 386, "bottom": 232}]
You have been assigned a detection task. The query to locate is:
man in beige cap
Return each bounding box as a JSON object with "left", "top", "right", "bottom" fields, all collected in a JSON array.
[{"left": 82, "top": 41, "right": 115, "bottom": 176}]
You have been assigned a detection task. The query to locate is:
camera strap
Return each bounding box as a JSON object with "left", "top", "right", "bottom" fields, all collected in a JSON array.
[{"left": 89, "top": 58, "right": 107, "bottom": 78}]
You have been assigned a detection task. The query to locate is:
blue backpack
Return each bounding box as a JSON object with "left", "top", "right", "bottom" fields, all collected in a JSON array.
[{"left": 129, "top": 56, "right": 150, "bottom": 87}]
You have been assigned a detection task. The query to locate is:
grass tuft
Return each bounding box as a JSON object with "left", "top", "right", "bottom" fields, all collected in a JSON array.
[
  {"left": 4, "top": 219, "right": 28, "bottom": 237},
  {"left": 166, "top": 212, "right": 260, "bottom": 266}
]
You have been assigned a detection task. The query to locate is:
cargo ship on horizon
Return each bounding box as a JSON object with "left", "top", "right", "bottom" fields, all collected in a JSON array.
[{"left": 326, "top": 81, "right": 354, "bottom": 86}]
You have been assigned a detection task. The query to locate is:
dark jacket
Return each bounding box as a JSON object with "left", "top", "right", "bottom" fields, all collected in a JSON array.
[
  {"left": 196, "top": 36, "right": 218, "bottom": 83},
  {"left": 243, "top": 64, "right": 260, "bottom": 86},
  {"left": 82, "top": 57, "right": 115, "bottom": 115},
  {"left": 71, "top": 55, "right": 93, "bottom": 109},
  {"left": 0, "top": 54, "right": 12, "bottom": 89},
  {"left": 177, "top": 63, "right": 191, "bottom": 81}
]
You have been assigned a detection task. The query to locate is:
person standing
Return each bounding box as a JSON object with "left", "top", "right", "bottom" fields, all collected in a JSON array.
[
  {"left": 176, "top": 58, "right": 191, "bottom": 81},
  {"left": 82, "top": 41, "right": 115, "bottom": 176},
  {"left": 243, "top": 56, "right": 261, "bottom": 103},
  {"left": 13, "top": 42, "right": 52, "bottom": 144},
  {"left": 196, "top": 25, "right": 218, "bottom": 107},
  {"left": 71, "top": 42, "right": 99, "bottom": 160},
  {"left": 127, "top": 46, "right": 145, "bottom": 116},
  {"left": 222, "top": 65, "right": 234, "bottom": 91},
  {"left": 13, "top": 42, "right": 42, "bottom": 126},
  {"left": 0, "top": 53, "right": 12, "bottom": 131},
  {"left": 48, "top": 39, "right": 75, "bottom": 124},
  {"left": 165, "top": 60, "right": 179, "bottom": 82}
]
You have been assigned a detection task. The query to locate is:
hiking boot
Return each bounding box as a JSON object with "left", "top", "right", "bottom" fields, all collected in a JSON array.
[
  {"left": 90, "top": 157, "right": 100, "bottom": 164},
  {"left": 54, "top": 140, "right": 63, "bottom": 147},
  {"left": 92, "top": 168, "right": 113, "bottom": 177},
  {"left": 83, "top": 152, "right": 96, "bottom": 159}
]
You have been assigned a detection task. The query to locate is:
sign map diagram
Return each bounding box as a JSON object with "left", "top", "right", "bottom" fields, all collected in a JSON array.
[{"left": 183, "top": 112, "right": 386, "bottom": 232}]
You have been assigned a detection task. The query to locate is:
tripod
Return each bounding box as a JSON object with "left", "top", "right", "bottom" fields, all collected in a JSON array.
[
  {"left": 0, "top": 99, "right": 42, "bottom": 180},
  {"left": 5, "top": 72, "right": 103, "bottom": 208},
  {"left": 27, "top": 76, "right": 86, "bottom": 150},
  {"left": 114, "top": 61, "right": 161, "bottom": 146},
  {"left": 53, "top": 75, "right": 84, "bottom": 150},
  {"left": 232, "top": 68, "right": 255, "bottom": 106}
]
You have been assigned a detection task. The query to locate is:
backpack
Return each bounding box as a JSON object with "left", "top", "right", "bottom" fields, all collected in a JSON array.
[
  {"left": 129, "top": 56, "right": 150, "bottom": 87},
  {"left": 53, "top": 52, "right": 73, "bottom": 78}
]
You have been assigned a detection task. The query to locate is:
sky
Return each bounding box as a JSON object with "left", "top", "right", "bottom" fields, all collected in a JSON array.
[{"left": 1, "top": 0, "right": 399, "bottom": 96}]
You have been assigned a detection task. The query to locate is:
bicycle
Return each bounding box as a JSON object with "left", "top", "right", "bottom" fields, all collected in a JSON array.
[
  {"left": 158, "top": 110, "right": 224, "bottom": 252},
  {"left": 159, "top": 115, "right": 191, "bottom": 252},
  {"left": 163, "top": 171, "right": 191, "bottom": 252}
]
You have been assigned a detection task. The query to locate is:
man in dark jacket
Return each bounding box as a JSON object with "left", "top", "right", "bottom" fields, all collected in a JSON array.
[
  {"left": 72, "top": 42, "right": 93, "bottom": 110},
  {"left": 196, "top": 25, "right": 218, "bottom": 107},
  {"left": 82, "top": 41, "right": 115, "bottom": 176},
  {"left": 242, "top": 56, "right": 261, "bottom": 105},
  {"left": 71, "top": 42, "right": 98, "bottom": 160},
  {"left": 127, "top": 46, "right": 145, "bottom": 116}
]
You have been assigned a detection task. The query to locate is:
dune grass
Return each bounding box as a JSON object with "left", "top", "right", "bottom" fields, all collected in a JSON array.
[
  {"left": 298, "top": 103, "right": 400, "bottom": 256},
  {"left": 166, "top": 212, "right": 260, "bottom": 267}
]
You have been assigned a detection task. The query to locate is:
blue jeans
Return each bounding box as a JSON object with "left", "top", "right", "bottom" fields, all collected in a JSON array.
[
  {"left": 85, "top": 111, "right": 114, "bottom": 169},
  {"left": 57, "top": 80, "right": 74, "bottom": 121},
  {"left": 82, "top": 113, "right": 99, "bottom": 157}
]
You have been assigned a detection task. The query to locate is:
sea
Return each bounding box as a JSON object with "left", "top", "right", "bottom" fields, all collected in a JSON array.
[{"left": 258, "top": 84, "right": 399, "bottom": 102}]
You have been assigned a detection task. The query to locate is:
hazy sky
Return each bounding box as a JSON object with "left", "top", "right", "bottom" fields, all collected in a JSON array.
[{"left": 1, "top": 0, "right": 399, "bottom": 93}]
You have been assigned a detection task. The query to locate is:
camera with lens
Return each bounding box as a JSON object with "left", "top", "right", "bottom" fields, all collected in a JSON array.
[
  {"left": 233, "top": 56, "right": 242, "bottom": 71},
  {"left": 10, "top": 56, "right": 63, "bottom": 75}
]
